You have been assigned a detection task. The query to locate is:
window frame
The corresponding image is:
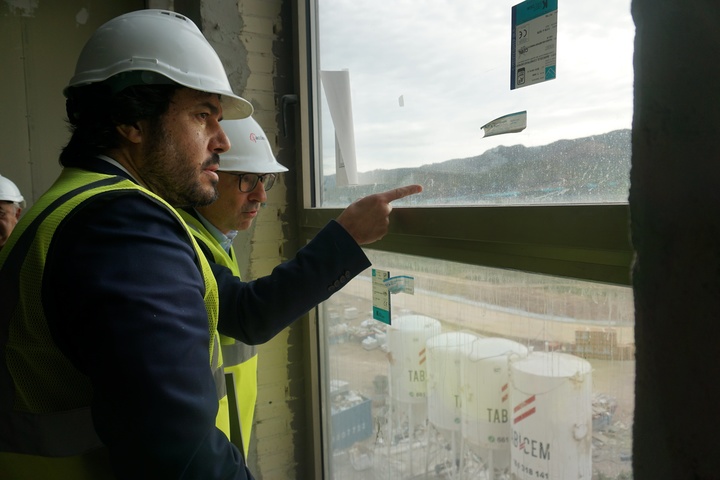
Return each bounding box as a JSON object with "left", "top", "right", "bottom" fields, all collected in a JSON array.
[
  {"left": 301, "top": 205, "right": 632, "bottom": 286},
  {"left": 295, "top": 0, "right": 632, "bottom": 288},
  {"left": 294, "top": 1, "right": 633, "bottom": 477}
]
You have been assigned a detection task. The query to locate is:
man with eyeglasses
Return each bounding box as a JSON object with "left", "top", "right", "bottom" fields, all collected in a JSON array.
[
  {"left": 178, "top": 117, "right": 421, "bottom": 464},
  {"left": 178, "top": 117, "right": 289, "bottom": 461}
]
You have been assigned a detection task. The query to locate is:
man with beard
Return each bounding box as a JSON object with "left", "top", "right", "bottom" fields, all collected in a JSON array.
[
  {"left": 178, "top": 117, "right": 288, "bottom": 461},
  {"left": 0, "top": 10, "right": 421, "bottom": 480}
]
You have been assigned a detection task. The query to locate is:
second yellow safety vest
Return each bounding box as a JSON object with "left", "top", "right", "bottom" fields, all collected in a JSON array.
[{"left": 178, "top": 209, "right": 259, "bottom": 460}]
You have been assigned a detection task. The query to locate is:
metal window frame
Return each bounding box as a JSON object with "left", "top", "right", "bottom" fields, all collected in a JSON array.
[
  {"left": 294, "top": 1, "right": 633, "bottom": 477},
  {"left": 295, "top": 0, "right": 632, "bottom": 287}
]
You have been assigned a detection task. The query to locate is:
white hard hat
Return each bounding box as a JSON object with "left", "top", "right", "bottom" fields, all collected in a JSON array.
[
  {"left": 219, "top": 118, "right": 289, "bottom": 173},
  {"left": 0, "top": 175, "right": 25, "bottom": 207},
  {"left": 64, "top": 9, "right": 253, "bottom": 120}
]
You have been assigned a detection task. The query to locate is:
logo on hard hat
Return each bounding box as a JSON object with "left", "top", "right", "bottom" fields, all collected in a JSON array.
[{"left": 249, "top": 132, "right": 267, "bottom": 143}]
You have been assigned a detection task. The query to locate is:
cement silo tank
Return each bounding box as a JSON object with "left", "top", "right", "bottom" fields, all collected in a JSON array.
[
  {"left": 425, "top": 331, "right": 479, "bottom": 431},
  {"left": 509, "top": 351, "right": 593, "bottom": 480},
  {"left": 461, "top": 337, "right": 529, "bottom": 450},
  {"left": 387, "top": 315, "right": 442, "bottom": 403}
]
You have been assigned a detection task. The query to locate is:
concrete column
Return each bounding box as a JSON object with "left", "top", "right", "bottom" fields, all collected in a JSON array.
[{"left": 631, "top": 0, "right": 720, "bottom": 477}]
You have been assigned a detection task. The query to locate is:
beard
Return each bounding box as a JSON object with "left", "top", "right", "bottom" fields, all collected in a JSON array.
[{"left": 140, "top": 119, "right": 219, "bottom": 208}]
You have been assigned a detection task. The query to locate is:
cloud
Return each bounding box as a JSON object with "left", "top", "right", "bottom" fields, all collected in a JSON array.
[{"left": 318, "top": 0, "right": 634, "bottom": 173}]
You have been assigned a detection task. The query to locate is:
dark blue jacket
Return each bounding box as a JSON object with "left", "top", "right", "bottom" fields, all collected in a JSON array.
[{"left": 34, "top": 160, "right": 370, "bottom": 478}]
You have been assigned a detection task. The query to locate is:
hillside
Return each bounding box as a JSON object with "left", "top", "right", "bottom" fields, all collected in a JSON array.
[{"left": 321, "top": 129, "right": 630, "bottom": 206}]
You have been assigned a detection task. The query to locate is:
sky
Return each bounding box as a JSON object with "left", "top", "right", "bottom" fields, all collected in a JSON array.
[{"left": 317, "top": 0, "right": 635, "bottom": 174}]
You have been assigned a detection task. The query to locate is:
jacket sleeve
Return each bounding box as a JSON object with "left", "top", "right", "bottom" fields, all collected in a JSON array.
[
  {"left": 213, "top": 219, "right": 371, "bottom": 345},
  {"left": 43, "top": 191, "right": 252, "bottom": 480}
]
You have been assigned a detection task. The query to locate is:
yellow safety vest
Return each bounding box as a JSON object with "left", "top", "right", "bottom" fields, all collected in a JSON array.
[
  {"left": 0, "top": 168, "right": 229, "bottom": 479},
  {"left": 178, "top": 209, "right": 258, "bottom": 460}
]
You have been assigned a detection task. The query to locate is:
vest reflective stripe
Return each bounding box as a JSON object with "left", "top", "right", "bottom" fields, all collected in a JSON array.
[
  {"left": 0, "top": 169, "right": 229, "bottom": 471},
  {"left": 221, "top": 340, "right": 258, "bottom": 366},
  {"left": 178, "top": 209, "right": 259, "bottom": 458}
]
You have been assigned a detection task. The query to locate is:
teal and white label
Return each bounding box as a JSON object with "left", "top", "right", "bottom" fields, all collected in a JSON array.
[
  {"left": 511, "top": 0, "right": 558, "bottom": 90},
  {"left": 383, "top": 275, "right": 415, "bottom": 295},
  {"left": 481, "top": 111, "right": 528, "bottom": 138},
  {"left": 372, "top": 269, "right": 391, "bottom": 324}
]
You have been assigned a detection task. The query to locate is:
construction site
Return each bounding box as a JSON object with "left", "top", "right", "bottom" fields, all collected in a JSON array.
[{"left": 321, "top": 261, "right": 634, "bottom": 480}]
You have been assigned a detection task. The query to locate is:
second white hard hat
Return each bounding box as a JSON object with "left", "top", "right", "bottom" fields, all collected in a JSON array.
[
  {"left": 219, "top": 118, "right": 289, "bottom": 174},
  {"left": 64, "top": 9, "right": 253, "bottom": 120},
  {"left": 0, "top": 175, "right": 25, "bottom": 207}
]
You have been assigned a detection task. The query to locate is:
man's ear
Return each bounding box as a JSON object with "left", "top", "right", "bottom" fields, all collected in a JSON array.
[{"left": 116, "top": 123, "right": 143, "bottom": 144}]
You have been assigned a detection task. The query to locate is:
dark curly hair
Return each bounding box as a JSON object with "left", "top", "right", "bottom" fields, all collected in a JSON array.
[{"left": 60, "top": 82, "right": 181, "bottom": 167}]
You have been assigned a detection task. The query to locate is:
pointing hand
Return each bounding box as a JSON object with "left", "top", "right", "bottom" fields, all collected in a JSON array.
[{"left": 336, "top": 184, "right": 423, "bottom": 245}]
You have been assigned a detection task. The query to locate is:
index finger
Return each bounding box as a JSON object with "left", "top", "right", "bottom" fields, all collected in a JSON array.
[{"left": 377, "top": 184, "right": 423, "bottom": 203}]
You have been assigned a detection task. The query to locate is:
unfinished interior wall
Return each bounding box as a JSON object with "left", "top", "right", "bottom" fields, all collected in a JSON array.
[{"left": 0, "top": 0, "right": 143, "bottom": 206}]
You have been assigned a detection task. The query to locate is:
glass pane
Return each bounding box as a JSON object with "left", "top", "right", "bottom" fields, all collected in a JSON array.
[
  {"left": 320, "top": 250, "right": 634, "bottom": 479},
  {"left": 315, "top": 0, "right": 633, "bottom": 206}
]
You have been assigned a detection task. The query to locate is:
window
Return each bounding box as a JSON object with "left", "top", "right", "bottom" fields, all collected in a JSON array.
[
  {"left": 319, "top": 252, "right": 633, "bottom": 479},
  {"left": 313, "top": 0, "right": 634, "bottom": 207},
  {"left": 296, "top": 1, "right": 635, "bottom": 478}
]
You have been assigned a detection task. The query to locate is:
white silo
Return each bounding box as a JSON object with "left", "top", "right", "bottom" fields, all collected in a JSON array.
[
  {"left": 426, "top": 331, "right": 479, "bottom": 431},
  {"left": 461, "top": 337, "right": 529, "bottom": 476},
  {"left": 387, "top": 315, "right": 442, "bottom": 403},
  {"left": 424, "top": 332, "right": 479, "bottom": 480},
  {"left": 381, "top": 315, "right": 443, "bottom": 479},
  {"left": 509, "top": 351, "right": 593, "bottom": 480}
]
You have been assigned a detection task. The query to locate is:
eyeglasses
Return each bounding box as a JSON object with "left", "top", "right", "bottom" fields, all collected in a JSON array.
[{"left": 224, "top": 173, "right": 277, "bottom": 193}]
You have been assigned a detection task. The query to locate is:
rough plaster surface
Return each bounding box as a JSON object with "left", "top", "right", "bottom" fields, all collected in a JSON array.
[{"left": 201, "top": 0, "right": 251, "bottom": 106}]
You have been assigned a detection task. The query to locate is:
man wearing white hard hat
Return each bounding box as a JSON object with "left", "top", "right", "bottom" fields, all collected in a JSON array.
[
  {"left": 0, "top": 8, "right": 421, "bottom": 480},
  {"left": 179, "top": 117, "right": 288, "bottom": 460},
  {"left": 0, "top": 174, "right": 24, "bottom": 250}
]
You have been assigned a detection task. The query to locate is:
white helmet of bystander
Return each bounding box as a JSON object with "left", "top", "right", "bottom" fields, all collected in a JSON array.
[{"left": 0, "top": 175, "right": 25, "bottom": 208}]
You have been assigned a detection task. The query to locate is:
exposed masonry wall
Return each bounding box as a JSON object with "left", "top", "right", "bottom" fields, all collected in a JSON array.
[
  {"left": 238, "top": 3, "right": 303, "bottom": 479},
  {"left": 193, "top": 1, "right": 302, "bottom": 478}
]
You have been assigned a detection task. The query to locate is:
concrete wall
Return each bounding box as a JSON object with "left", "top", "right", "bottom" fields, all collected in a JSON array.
[{"left": 0, "top": 0, "right": 143, "bottom": 205}]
